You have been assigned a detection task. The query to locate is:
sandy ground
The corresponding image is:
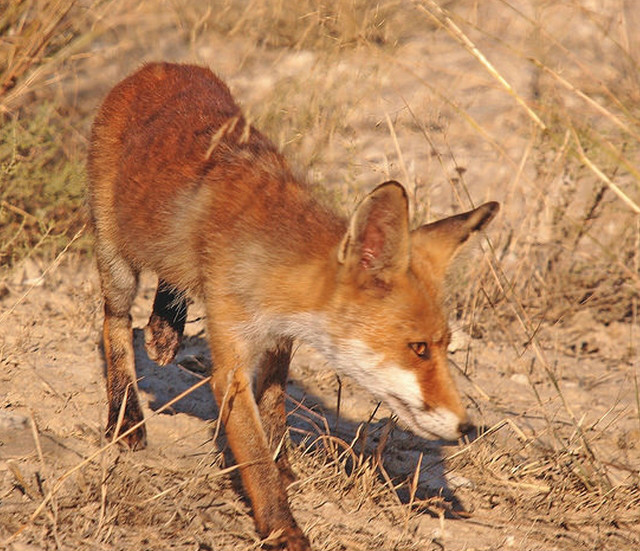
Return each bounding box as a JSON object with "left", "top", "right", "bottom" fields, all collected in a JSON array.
[
  {"left": 1, "top": 1, "right": 640, "bottom": 549},
  {"left": 1, "top": 254, "right": 637, "bottom": 550}
]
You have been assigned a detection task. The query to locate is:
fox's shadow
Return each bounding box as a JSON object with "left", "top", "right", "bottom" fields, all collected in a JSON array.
[{"left": 102, "top": 328, "right": 469, "bottom": 515}]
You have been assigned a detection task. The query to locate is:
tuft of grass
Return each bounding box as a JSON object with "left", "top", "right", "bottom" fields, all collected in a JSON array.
[
  {"left": 0, "top": 0, "right": 108, "bottom": 115},
  {"left": 0, "top": 0, "right": 75, "bottom": 105},
  {"left": 0, "top": 103, "right": 87, "bottom": 275}
]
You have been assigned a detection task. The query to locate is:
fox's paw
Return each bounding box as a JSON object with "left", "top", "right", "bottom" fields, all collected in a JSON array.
[
  {"left": 106, "top": 399, "right": 147, "bottom": 450},
  {"left": 144, "top": 314, "right": 181, "bottom": 365},
  {"left": 105, "top": 418, "right": 147, "bottom": 450},
  {"left": 263, "top": 525, "right": 311, "bottom": 551}
]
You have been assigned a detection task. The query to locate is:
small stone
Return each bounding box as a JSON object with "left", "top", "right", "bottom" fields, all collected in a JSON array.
[
  {"left": 510, "top": 373, "right": 529, "bottom": 386},
  {"left": 0, "top": 410, "right": 29, "bottom": 430},
  {"left": 446, "top": 472, "right": 474, "bottom": 489},
  {"left": 448, "top": 327, "right": 471, "bottom": 353}
]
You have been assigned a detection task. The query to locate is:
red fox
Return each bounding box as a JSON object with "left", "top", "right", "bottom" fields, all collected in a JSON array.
[{"left": 88, "top": 62, "right": 498, "bottom": 550}]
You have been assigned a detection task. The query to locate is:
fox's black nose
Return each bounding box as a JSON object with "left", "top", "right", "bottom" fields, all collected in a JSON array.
[{"left": 458, "top": 420, "right": 476, "bottom": 437}]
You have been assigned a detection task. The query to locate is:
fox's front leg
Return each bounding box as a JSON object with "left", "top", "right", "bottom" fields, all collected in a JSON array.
[
  {"left": 255, "top": 340, "right": 296, "bottom": 486},
  {"left": 209, "top": 327, "right": 309, "bottom": 550}
]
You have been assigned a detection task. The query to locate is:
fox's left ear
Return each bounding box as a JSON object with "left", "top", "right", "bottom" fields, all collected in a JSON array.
[
  {"left": 411, "top": 201, "right": 500, "bottom": 280},
  {"left": 338, "top": 181, "right": 410, "bottom": 283}
]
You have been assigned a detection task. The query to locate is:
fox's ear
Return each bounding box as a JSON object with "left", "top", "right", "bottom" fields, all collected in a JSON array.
[
  {"left": 411, "top": 202, "right": 500, "bottom": 280},
  {"left": 338, "top": 181, "right": 410, "bottom": 283}
]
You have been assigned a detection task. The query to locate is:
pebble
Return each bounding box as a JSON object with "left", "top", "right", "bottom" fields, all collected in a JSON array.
[
  {"left": 510, "top": 373, "right": 529, "bottom": 386},
  {"left": 0, "top": 410, "right": 29, "bottom": 430}
]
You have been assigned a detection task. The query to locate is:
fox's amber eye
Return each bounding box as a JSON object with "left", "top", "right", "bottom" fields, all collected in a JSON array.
[{"left": 409, "top": 341, "right": 430, "bottom": 360}]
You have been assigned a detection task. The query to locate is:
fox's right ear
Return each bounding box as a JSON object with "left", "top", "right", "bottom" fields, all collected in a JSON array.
[
  {"left": 338, "top": 181, "right": 410, "bottom": 284},
  {"left": 411, "top": 201, "right": 500, "bottom": 281}
]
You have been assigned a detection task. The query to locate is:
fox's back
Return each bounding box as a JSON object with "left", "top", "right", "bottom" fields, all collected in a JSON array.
[
  {"left": 89, "top": 62, "right": 274, "bottom": 221},
  {"left": 87, "top": 63, "right": 332, "bottom": 290}
]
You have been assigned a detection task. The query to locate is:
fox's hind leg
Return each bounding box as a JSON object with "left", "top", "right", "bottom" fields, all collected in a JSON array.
[
  {"left": 96, "top": 243, "right": 146, "bottom": 450},
  {"left": 144, "top": 279, "right": 187, "bottom": 366},
  {"left": 255, "top": 339, "right": 296, "bottom": 486}
]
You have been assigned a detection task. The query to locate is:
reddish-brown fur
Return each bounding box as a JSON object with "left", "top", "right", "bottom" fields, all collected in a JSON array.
[{"left": 88, "top": 62, "right": 498, "bottom": 550}]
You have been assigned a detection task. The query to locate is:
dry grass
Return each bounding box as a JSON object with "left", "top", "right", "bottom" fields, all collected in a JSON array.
[
  {"left": 1, "top": 0, "right": 639, "bottom": 550},
  {"left": 171, "top": 0, "right": 414, "bottom": 51}
]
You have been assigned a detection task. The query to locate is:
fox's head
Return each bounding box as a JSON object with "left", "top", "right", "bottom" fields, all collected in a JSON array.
[{"left": 325, "top": 181, "right": 499, "bottom": 441}]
